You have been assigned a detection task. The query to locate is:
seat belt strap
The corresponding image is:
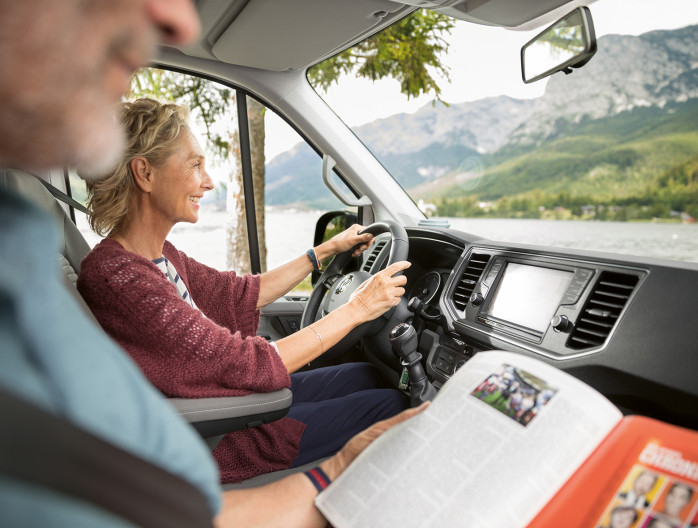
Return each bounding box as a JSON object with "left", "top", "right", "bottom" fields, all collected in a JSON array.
[
  {"left": 36, "top": 175, "right": 89, "bottom": 214},
  {"left": 0, "top": 389, "right": 214, "bottom": 528}
]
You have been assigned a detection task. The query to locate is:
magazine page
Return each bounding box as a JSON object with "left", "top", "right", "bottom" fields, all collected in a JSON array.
[
  {"left": 315, "top": 350, "right": 622, "bottom": 528},
  {"left": 529, "top": 415, "right": 698, "bottom": 528}
]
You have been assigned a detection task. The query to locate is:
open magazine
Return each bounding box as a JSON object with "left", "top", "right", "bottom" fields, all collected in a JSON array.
[{"left": 315, "top": 351, "right": 698, "bottom": 528}]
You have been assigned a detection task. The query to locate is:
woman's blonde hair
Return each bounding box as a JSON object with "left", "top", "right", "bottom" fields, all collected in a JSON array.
[{"left": 86, "top": 98, "right": 190, "bottom": 236}]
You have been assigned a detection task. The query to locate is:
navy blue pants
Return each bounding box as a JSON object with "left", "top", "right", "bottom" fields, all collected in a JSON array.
[{"left": 286, "top": 362, "right": 408, "bottom": 467}]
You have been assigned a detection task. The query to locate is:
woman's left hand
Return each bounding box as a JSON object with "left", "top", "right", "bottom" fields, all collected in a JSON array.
[{"left": 324, "top": 224, "right": 374, "bottom": 258}]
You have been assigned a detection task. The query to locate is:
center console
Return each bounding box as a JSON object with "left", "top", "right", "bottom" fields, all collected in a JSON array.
[{"left": 428, "top": 247, "right": 646, "bottom": 384}]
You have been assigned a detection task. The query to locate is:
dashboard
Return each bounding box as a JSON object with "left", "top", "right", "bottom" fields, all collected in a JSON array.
[{"left": 362, "top": 226, "right": 698, "bottom": 430}]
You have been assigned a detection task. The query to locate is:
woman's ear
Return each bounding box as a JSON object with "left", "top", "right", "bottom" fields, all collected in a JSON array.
[{"left": 130, "top": 157, "right": 154, "bottom": 192}]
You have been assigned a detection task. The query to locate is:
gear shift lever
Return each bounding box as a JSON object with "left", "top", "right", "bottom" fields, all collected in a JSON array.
[{"left": 390, "top": 322, "right": 437, "bottom": 407}]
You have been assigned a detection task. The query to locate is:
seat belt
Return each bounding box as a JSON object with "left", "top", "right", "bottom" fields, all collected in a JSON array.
[
  {"left": 35, "top": 175, "right": 89, "bottom": 214},
  {"left": 0, "top": 389, "right": 214, "bottom": 528}
]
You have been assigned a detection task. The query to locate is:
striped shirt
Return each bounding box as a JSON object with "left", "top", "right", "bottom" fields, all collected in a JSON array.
[
  {"left": 151, "top": 254, "right": 278, "bottom": 352},
  {"left": 152, "top": 256, "right": 198, "bottom": 310}
]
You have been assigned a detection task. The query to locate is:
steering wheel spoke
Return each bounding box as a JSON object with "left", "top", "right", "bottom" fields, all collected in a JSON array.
[
  {"left": 300, "top": 220, "right": 409, "bottom": 363},
  {"left": 321, "top": 274, "right": 342, "bottom": 290}
]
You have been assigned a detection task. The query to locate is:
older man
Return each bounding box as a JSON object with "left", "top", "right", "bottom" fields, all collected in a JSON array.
[{"left": 0, "top": 1, "right": 421, "bottom": 526}]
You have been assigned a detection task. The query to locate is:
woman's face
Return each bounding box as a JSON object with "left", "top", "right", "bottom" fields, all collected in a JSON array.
[
  {"left": 665, "top": 484, "right": 691, "bottom": 516},
  {"left": 610, "top": 508, "right": 637, "bottom": 528},
  {"left": 150, "top": 128, "right": 213, "bottom": 226}
]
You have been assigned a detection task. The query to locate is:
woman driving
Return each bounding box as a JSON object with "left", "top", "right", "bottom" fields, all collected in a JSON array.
[{"left": 77, "top": 98, "right": 410, "bottom": 483}]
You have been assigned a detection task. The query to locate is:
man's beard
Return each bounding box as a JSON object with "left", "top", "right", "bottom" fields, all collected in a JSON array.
[{"left": 65, "top": 99, "right": 127, "bottom": 181}]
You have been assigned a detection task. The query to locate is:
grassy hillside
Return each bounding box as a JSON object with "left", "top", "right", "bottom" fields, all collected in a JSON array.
[{"left": 418, "top": 99, "right": 698, "bottom": 220}]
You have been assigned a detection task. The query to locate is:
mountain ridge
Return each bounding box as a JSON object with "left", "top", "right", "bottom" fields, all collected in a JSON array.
[{"left": 265, "top": 23, "right": 698, "bottom": 216}]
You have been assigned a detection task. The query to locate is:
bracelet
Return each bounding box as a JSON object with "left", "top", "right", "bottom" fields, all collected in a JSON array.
[
  {"left": 305, "top": 466, "right": 331, "bottom": 493},
  {"left": 308, "top": 325, "right": 324, "bottom": 354},
  {"left": 306, "top": 248, "right": 320, "bottom": 271}
]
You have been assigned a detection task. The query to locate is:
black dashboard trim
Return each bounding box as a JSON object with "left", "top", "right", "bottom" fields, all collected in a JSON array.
[{"left": 442, "top": 246, "right": 649, "bottom": 361}]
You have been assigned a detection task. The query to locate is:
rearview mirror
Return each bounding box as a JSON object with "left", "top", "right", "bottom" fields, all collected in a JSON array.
[{"left": 521, "top": 6, "right": 597, "bottom": 84}]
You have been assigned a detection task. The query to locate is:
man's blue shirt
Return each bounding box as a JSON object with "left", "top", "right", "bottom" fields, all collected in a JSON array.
[{"left": 0, "top": 188, "right": 221, "bottom": 526}]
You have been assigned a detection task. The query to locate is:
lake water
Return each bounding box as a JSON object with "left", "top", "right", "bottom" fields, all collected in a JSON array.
[{"left": 78, "top": 207, "right": 698, "bottom": 271}]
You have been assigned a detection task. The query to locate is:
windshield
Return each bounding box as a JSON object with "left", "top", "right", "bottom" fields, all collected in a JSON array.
[{"left": 308, "top": 0, "right": 698, "bottom": 263}]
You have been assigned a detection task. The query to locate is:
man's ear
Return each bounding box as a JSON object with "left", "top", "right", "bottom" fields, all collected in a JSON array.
[{"left": 130, "top": 157, "right": 154, "bottom": 192}]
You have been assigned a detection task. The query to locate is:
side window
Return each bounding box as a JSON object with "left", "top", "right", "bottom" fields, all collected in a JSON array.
[
  {"left": 73, "top": 69, "right": 356, "bottom": 295},
  {"left": 70, "top": 169, "right": 102, "bottom": 248},
  {"left": 263, "top": 107, "right": 356, "bottom": 292}
]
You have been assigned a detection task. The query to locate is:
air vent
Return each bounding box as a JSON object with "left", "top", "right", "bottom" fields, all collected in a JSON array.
[
  {"left": 567, "top": 271, "right": 639, "bottom": 350},
  {"left": 363, "top": 240, "right": 387, "bottom": 272},
  {"left": 451, "top": 253, "right": 491, "bottom": 312}
]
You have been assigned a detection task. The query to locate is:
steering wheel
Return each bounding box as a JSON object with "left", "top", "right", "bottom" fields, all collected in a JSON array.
[{"left": 300, "top": 220, "right": 409, "bottom": 362}]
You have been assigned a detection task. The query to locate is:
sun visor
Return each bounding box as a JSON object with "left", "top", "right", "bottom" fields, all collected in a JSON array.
[
  {"left": 420, "top": 0, "right": 588, "bottom": 30},
  {"left": 212, "top": 0, "right": 406, "bottom": 71}
]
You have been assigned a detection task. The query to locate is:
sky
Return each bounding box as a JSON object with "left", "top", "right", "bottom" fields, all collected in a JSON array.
[{"left": 262, "top": 0, "right": 698, "bottom": 161}]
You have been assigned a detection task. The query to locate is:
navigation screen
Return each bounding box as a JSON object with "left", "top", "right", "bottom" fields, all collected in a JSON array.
[{"left": 485, "top": 263, "right": 573, "bottom": 333}]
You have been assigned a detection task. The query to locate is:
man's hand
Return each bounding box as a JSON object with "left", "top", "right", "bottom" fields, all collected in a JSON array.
[{"left": 319, "top": 402, "right": 429, "bottom": 481}]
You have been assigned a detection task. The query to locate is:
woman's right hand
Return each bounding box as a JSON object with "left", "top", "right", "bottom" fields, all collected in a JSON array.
[{"left": 349, "top": 261, "right": 411, "bottom": 322}]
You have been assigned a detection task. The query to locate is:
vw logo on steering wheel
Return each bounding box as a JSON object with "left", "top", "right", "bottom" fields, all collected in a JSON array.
[{"left": 335, "top": 275, "right": 353, "bottom": 294}]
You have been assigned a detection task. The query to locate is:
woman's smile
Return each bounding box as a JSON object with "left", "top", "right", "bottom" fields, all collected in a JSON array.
[{"left": 150, "top": 129, "right": 213, "bottom": 225}]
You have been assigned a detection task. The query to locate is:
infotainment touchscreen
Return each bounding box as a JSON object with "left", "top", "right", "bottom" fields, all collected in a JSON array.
[{"left": 484, "top": 263, "right": 573, "bottom": 333}]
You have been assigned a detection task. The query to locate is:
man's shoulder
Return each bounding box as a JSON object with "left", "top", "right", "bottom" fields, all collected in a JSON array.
[{"left": 0, "top": 187, "right": 57, "bottom": 249}]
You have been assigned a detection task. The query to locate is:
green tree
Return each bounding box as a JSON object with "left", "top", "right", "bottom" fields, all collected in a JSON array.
[
  {"left": 309, "top": 10, "right": 454, "bottom": 101},
  {"left": 131, "top": 9, "right": 454, "bottom": 272}
]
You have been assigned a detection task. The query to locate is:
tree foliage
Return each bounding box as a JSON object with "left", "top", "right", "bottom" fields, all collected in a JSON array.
[
  {"left": 434, "top": 154, "right": 698, "bottom": 222},
  {"left": 130, "top": 69, "right": 232, "bottom": 162},
  {"left": 309, "top": 10, "right": 455, "bottom": 100}
]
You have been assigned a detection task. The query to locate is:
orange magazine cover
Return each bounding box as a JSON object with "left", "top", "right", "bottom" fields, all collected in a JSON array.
[{"left": 529, "top": 416, "right": 698, "bottom": 528}]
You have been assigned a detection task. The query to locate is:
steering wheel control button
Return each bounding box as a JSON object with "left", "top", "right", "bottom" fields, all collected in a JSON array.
[
  {"left": 551, "top": 315, "right": 572, "bottom": 332},
  {"left": 470, "top": 292, "right": 484, "bottom": 306}
]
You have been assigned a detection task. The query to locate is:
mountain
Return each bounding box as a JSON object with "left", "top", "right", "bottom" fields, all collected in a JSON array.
[
  {"left": 264, "top": 143, "right": 325, "bottom": 207},
  {"left": 463, "top": 99, "right": 698, "bottom": 201},
  {"left": 265, "top": 24, "right": 698, "bottom": 209},
  {"left": 264, "top": 96, "right": 538, "bottom": 207},
  {"left": 357, "top": 97, "right": 538, "bottom": 189},
  {"left": 356, "top": 96, "right": 539, "bottom": 156},
  {"left": 510, "top": 24, "right": 698, "bottom": 144}
]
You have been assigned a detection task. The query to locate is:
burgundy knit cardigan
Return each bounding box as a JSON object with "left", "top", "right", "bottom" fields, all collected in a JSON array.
[{"left": 77, "top": 238, "right": 305, "bottom": 483}]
